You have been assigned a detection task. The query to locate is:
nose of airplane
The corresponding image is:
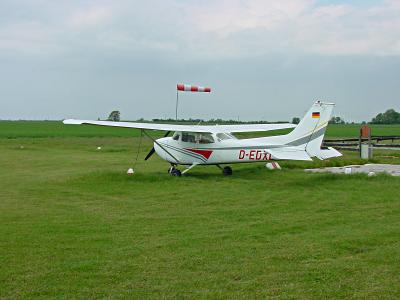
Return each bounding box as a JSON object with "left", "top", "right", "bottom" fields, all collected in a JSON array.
[{"left": 153, "top": 137, "right": 171, "bottom": 162}]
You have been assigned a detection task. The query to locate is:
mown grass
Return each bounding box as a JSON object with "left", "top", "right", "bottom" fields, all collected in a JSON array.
[
  {"left": 1, "top": 121, "right": 400, "bottom": 139},
  {"left": 1, "top": 123, "right": 400, "bottom": 299},
  {"left": 0, "top": 121, "right": 142, "bottom": 138},
  {"left": 326, "top": 124, "right": 400, "bottom": 138}
]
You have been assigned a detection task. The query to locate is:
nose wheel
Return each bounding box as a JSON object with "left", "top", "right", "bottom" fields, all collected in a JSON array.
[
  {"left": 168, "top": 165, "right": 182, "bottom": 177},
  {"left": 171, "top": 169, "right": 182, "bottom": 176}
]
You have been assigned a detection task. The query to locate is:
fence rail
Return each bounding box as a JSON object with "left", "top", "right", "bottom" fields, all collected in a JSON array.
[{"left": 323, "top": 136, "right": 400, "bottom": 151}]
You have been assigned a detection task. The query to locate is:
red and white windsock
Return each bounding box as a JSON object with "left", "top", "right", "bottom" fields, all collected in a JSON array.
[{"left": 177, "top": 84, "right": 211, "bottom": 93}]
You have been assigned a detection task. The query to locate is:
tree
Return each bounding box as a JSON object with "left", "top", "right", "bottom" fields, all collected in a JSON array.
[
  {"left": 292, "top": 117, "right": 300, "bottom": 124},
  {"left": 371, "top": 109, "right": 400, "bottom": 124},
  {"left": 329, "top": 116, "right": 345, "bottom": 124},
  {"left": 108, "top": 111, "right": 120, "bottom": 121}
]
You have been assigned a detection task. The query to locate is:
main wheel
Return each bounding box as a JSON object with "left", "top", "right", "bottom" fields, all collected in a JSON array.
[
  {"left": 171, "top": 169, "right": 182, "bottom": 177},
  {"left": 222, "top": 166, "right": 233, "bottom": 176}
]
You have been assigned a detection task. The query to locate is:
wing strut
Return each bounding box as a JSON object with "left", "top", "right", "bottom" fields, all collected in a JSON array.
[{"left": 132, "top": 129, "right": 144, "bottom": 170}]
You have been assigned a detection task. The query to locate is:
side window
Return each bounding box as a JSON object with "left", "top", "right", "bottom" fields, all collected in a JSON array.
[
  {"left": 198, "top": 133, "right": 214, "bottom": 144},
  {"left": 216, "top": 133, "right": 231, "bottom": 141},
  {"left": 182, "top": 132, "right": 196, "bottom": 143},
  {"left": 227, "top": 133, "right": 237, "bottom": 139}
]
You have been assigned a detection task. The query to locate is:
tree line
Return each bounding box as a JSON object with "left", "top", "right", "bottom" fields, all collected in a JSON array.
[
  {"left": 293, "top": 109, "right": 400, "bottom": 125},
  {"left": 370, "top": 109, "right": 400, "bottom": 124},
  {"left": 107, "top": 108, "right": 400, "bottom": 125}
]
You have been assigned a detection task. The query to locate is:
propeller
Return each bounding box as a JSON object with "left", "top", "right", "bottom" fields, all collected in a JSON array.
[
  {"left": 144, "top": 147, "right": 155, "bottom": 161},
  {"left": 144, "top": 131, "right": 171, "bottom": 161}
]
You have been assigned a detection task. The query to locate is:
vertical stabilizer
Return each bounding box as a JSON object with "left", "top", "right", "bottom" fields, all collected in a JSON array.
[{"left": 285, "top": 101, "right": 335, "bottom": 157}]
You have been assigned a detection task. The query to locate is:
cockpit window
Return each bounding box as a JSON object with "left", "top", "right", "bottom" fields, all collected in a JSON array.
[
  {"left": 182, "top": 132, "right": 196, "bottom": 143},
  {"left": 198, "top": 133, "right": 214, "bottom": 144},
  {"left": 181, "top": 132, "right": 214, "bottom": 144}
]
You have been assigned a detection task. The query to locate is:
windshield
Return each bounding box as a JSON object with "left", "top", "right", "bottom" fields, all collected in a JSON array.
[{"left": 172, "top": 132, "right": 180, "bottom": 141}]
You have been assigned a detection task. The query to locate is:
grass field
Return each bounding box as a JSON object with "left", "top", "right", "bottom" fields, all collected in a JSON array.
[{"left": 1, "top": 122, "right": 400, "bottom": 298}]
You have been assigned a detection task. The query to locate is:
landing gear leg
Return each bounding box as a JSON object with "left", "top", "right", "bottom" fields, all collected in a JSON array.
[{"left": 168, "top": 164, "right": 176, "bottom": 174}]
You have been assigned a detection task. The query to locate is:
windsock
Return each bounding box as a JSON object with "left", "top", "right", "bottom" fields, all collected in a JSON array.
[{"left": 177, "top": 84, "right": 211, "bottom": 92}]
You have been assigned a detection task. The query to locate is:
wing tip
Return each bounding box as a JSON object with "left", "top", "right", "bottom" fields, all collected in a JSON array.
[{"left": 63, "top": 119, "right": 84, "bottom": 125}]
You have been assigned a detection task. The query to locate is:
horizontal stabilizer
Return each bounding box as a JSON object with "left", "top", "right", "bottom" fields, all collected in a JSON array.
[
  {"left": 266, "top": 147, "right": 313, "bottom": 161},
  {"left": 315, "top": 147, "right": 342, "bottom": 160}
]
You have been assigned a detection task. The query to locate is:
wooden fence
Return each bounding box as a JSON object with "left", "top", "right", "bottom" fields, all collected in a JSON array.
[{"left": 323, "top": 136, "right": 400, "bottom": 151}]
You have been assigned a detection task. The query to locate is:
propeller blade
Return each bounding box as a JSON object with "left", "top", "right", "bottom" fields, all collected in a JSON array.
[{"left": 144, "top": 147, "right": 155, "bottom": 161}]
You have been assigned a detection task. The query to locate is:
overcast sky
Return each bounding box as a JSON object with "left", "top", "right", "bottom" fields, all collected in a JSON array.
[{"left": 1, "top": 0, "right": 399, "bottom": 122}]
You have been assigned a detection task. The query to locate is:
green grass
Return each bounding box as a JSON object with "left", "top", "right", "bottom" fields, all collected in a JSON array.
[
  {"left": 1, "top": 123, "right": 400, "bottom": 298},
  {"left": 0, "top": 121, "right": 143, "bottom": 138},
  {"left": 326, "top": 124, "right": 400, "bottom": 138},
  {"left": 1, "top": 121, "right": 399, "bottom": 139}
]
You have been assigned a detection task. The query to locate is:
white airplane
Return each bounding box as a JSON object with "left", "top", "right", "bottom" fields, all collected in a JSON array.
[{"left": 64, "top": 101, "right": 341, "bottom": 176}]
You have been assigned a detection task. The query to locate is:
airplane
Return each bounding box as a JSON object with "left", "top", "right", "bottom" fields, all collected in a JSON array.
[{"left": 64, "top": 101, "right": 342, "bottom": 176}]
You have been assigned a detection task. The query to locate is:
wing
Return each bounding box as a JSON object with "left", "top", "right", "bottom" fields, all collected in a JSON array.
[
  {"left": 63, "top": 119, "right": 213, "bottom": 133},
  {"left": 63, "top": 119, "right": 296, "bottom": 133},
  {"left": 210, "top": 123, "right": 296, "bottom": 133}
]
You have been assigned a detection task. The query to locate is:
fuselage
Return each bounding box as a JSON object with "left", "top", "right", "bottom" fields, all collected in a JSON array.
[{"left": 154, "top": 131, "right": 289, "bottom": 165}]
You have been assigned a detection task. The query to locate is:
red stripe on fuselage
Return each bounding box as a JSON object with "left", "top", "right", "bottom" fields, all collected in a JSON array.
[{"left": 185, "top": 148, "right": 213, "bottom": 159}]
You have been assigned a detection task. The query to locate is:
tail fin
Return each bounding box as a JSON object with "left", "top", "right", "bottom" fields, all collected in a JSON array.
[{"left": 285, "top": 101, "right": 340, "bottom": 159}]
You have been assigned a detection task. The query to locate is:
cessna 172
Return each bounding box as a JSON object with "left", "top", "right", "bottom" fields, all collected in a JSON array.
[{"left": 64, "top": 101, "right": 341, "bottom": 176}]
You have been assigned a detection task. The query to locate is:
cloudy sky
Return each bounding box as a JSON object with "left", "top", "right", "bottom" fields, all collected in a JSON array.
[{"left": 1, "top": 0, "right": 399, "bottom": 122}]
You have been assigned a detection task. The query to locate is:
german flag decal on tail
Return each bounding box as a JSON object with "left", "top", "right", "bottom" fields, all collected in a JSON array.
[{"left": 312, "top": 112, "right": 320, "bottom": 118}]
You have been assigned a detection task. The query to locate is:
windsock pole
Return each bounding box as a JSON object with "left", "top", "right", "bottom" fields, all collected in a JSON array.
[{"left": 176, "top": 90, "right": 179, "bottom": 121}]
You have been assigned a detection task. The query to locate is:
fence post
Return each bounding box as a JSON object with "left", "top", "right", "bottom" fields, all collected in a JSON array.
[{"left": 360, "top": 125, "right": 372, "bottom": 159}]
